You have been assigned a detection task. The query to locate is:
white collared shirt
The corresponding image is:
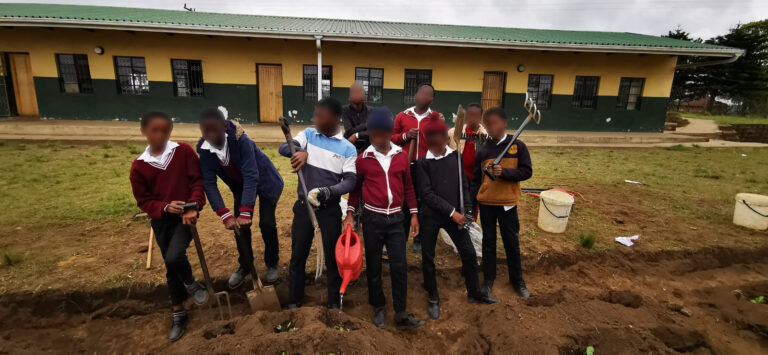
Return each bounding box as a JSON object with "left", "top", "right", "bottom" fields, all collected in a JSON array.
[
  {"left": 365, "top": 142, "right": 402, "bottom": 209},
  {"left": 425, "top": 145, "right": 455, "bottom": 160},
  {"left": 199, "top": 134, "right": 229, "bottom": 165},
  {"left": 401, "top": 106, "right": 433, "bottom": 142},
  {"left": 137, "top": 140, "right": 179, "bottom": 170}
]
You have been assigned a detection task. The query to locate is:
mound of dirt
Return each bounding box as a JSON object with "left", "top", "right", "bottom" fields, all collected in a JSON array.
[
  {"left": 652, "top": 326, "right": 709, "bottom": 353},
  {"left": 599, "top": 290, "right": 643, "bottom": 308}
]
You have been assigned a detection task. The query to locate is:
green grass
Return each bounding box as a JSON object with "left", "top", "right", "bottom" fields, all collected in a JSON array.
[
  {"left": 577, "top": 232, "right": 597, "bottom": 249},
  {"left": 680, "top": 112, "right": 768, "bottom": 125}
]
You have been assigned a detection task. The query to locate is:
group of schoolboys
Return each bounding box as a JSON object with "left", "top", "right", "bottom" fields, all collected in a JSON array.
[{"left": 129, "top": 82, "right": 531, "bottom": 341}]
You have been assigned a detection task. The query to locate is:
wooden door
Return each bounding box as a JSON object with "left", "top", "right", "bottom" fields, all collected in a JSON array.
[
  {"left": 257, "top": 64, "right": 283, "bottom": 123},
  {"left": 481, "top": 71, "right": 505, "bottom": 111},
  {"left": 9, "top": 53, "right": 39, "bottom": 116}
]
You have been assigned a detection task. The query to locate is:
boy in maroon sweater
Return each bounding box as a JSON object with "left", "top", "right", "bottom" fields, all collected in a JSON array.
[
  {"left": 344, "top": 107, "right": 424, "bottom": 331},
  {"left": 129, "top": 111, "right": 209, "bottom": 342}
]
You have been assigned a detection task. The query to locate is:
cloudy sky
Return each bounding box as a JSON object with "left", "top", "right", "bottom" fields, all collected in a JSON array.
[{"left": 5, "top": 0, "right": 767, "bottom": 39}]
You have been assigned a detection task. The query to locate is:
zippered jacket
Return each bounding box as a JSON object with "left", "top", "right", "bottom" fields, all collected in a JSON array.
[{"left": 347, "top": 144, "right": 417, "bottom": 216}]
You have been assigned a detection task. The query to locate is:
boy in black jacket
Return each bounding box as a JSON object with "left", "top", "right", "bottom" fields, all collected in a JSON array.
[
  {"left": 470, "top": 107, "right": 532, "bottom": 299},
  {"left": 416, "top": 119, "right": 498, "bottom": 320}
]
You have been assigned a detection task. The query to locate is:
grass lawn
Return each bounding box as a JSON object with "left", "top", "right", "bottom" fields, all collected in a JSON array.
[
  {"left": 0, "top": 140, "right": 766, "bottom": 293},
  {"left": 680, "top": 112, "right": 768, "bottom": 125}
]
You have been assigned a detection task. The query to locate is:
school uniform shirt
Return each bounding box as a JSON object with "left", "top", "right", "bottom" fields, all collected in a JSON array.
[
  {"left": 278, "top": 127, "right": 357, "bottom": 200},
  {"left": 347, "top": 142, "right": 418, "bottom": 216},
  {"left": 416, "top": 146, "right": 473, "bottom": 218},
  {"left": 448, "top": 124, "right": 488, "bottom": 181},
  {"left": 197, "top": 120, "right": 284, "bottom": 223},
  {"left": 470, "top": 134, "right": 532, "bottom": 207},
  {"left": 129, "top": 141, "right": 206, "bottom": 220},
  {"left": 391, "top": 106, "right": 442, "bottom": 161}
]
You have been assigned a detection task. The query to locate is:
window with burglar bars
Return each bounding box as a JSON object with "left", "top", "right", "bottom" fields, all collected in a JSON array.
[
  {"left": 572, "top": 76, "right": 600, "bottom": 109},
  {"left": 616, "top": 77, "right": 644, "bottom": 110},
  {"left": 403, "top": 69, "right": 432, "bottom": 105},
  {"left": 114, "top": 56, "right": 149, "bottom": 95},
  {"left": 171, "top": 59, "right": 204, "bottom": 97},
  {"left": 55, "top": 54, "right": 93, "bottom": 94},
  {"left": 355, "top": 67, "right": 384, "bottom": 104},
  {"left": 527, "top": 74, "right": 553, "bottom": 109},
  {"left": 303, "top": 65, "right": 332, "bottom": 101}
]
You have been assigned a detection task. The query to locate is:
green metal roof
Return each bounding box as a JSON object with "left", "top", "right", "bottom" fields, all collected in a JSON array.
[{"left": 0, "top": 3, "right": 742, "bottom": 57}]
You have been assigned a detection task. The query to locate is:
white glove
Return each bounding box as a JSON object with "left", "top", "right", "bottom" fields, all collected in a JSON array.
[{"left": 307, "top": 187, "right": 331, "bottom": 207}]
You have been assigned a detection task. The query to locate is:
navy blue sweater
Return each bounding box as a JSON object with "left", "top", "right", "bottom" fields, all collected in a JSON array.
[{"left": 197, "top": 121, "right": 283, "bottom": 222}]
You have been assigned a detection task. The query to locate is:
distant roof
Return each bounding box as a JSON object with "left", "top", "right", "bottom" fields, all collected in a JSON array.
[{"left": 0, "top": 3, "right": 742, "bottom": 57}]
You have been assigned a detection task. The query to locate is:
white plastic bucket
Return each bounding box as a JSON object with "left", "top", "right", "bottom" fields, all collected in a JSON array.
[
  {"left": 733, "top": 193, "right": 768, "bottom": 230},
  {"left": 537, "top": 189, "right": 575, "bottom": 233}
]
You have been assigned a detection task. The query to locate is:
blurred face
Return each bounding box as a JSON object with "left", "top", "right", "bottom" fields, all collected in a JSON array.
[
  {"left": 141, "top": 118, "right": 172, "bottom": 151},
  {"left": 466, "top": 106, "right": 482, "bottom": 128},
  {"left": 199, "top": 118, "right": 227, "bottom": 147},
  {"left": 369, "top": 129, "right": 391, "bottom": 150},
  {"left": 483, "top": 113, "right": 507, "bottom": 140},
  {"left": 426, "top": 132, "right": 449, "bottom": 151},
  {"left": 313, "top": 105, "right": 339, "bottom": 133},
  {"left": 349, "top": 83, "right": 366, "bottom": 105},
  {"left": 414, "top": 85, "right": 434, "bottom": 109}
]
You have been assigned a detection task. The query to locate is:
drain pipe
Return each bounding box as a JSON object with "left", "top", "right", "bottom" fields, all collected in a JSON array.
[
  {"left": 315, "top": 35, "right": 323, "bottom": 101},
  {"left": 675, "top": 51, "right": 744, "bottom": 69}
]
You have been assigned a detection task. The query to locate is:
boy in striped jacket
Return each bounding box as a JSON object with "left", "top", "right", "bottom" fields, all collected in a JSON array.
[{"left": 344, "top": 107, "right": 424, "bottom": 331}]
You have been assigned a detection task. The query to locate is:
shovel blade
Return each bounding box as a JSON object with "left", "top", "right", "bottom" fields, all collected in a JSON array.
[{"left": 246, "top": 285, "right": 281, "bottom": 312}]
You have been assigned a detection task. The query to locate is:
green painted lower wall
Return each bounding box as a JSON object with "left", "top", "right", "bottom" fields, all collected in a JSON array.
[
  {"left": 33, "top": 78, "right": 667, "bottom": 132},
  {"left": 34, "top": 77, "right": 260, "bottom": 123}
]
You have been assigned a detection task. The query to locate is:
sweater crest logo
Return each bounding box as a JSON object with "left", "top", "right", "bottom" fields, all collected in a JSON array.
[{"left": 507, "top": 145, "right": 518, "bottom": 155}]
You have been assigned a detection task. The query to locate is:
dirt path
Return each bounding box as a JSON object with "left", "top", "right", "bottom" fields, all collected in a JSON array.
[{"left": 1, "top": 243, "right": 767, "bottom": 354}]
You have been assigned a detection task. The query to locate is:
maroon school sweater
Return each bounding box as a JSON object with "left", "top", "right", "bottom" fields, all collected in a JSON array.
[
  {"left": 347, "top": 145, "right": 417, "bottom": 216},
  {"left": 129, "top": 142, "right": 206, "bottom": 220}
]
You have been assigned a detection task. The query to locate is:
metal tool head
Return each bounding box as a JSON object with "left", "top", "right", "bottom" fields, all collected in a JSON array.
[
  {"left": 246, "top": 275, "right": 281, "bottom": 312},
  {"left": 278, "top": 116, "right": 291, "bottom": 135},
  {"left": 211, "top": 291, "right": 233, "bottom": 320}
]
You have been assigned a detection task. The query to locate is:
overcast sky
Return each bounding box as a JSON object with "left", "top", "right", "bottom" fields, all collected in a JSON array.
[{"left": 5, "top": 0, "right": 767, "bottom": 39}]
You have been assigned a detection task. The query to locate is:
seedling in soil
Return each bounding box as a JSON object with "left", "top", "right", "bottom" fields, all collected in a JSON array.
[
  {"left": 585, "top": 346, "right": 595, "bottom": 355},
  {"left": 750, "top": 296, "right": 765, "bottom": 304},
  {"left": 274, "top": 320, "right": 295, "bottom": 333},
  {"left": 578, "top": 232, "right": 597, "bottom": 249},
  {"left": 527, "top": 230, "right": 536, "bottom": 237}
]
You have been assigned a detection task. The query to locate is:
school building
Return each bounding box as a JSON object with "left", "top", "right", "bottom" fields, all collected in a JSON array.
[{"left": 0, "top": 3, "right": 742, "bottom": 131}]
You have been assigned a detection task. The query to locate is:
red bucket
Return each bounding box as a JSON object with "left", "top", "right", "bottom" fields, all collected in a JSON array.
[{"left": 335, "top": 224, "right": 362, "bottom": 295}]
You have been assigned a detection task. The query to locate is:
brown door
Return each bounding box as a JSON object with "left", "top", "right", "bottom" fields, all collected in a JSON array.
[
  {"left": 481, "top": 71, "right": 505, "bottom": 111},
  {"left": 9, "top": 53, "right": 39, "bottom": 116},
  {"left": 257, "top": 64, "right": 283, "bottom": 123}
]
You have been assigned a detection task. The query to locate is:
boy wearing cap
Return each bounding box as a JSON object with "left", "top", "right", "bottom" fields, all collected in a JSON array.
[
  {"left": 344, "top": 107, "right": 424, "bottom": 331},
  {"left": 416, "top": 119, "right": 498, "bottom": 320}
]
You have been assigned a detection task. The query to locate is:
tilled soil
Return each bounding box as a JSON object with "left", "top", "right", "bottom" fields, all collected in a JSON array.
[{"left": 1, "top": 245, "right": 767, "bottom": 354}]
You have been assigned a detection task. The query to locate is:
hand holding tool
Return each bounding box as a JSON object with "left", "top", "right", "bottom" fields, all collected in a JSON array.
[{"left": 483, "top": 93, "right": 542, "bottom": 181}]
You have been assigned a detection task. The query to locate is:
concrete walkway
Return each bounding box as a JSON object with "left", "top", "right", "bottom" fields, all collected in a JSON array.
[
  {"left": 675, "top": 117, "right": 723, "bottom": 139},
  {"left": 0, "top": 119, "right": 765, "bottom": 148}
]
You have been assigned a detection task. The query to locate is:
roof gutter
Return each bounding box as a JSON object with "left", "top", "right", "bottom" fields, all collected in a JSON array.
[
  {"left": 675, "top": 51, "right": 744, "bottom": 69},
  {"left": 0, "top": 18, "right": 744, "bottom": 58}
]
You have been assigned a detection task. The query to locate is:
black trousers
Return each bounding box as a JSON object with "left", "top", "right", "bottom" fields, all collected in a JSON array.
[
  {"left": 288, "top": 200, "right": 342, "bottom": 306},
  {"left": 233, "top": 194, "right": 280, "bottom": 271},
  {"left": 479, "top": 204, "right": 524, "bottom": 284},
  {"left": 420, "top": 213, "right": 482, "bottom": 300},
  {"left": 151, "top": 217, "right": 195, "bottom": 306},
  {"left": 362, "top": 210, "right": 408, "bottom": 313}
]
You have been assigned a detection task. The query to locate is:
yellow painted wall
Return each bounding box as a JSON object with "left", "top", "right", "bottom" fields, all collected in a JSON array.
[{"left": 0, "top": 27, "right": 677, "bottom": 97}]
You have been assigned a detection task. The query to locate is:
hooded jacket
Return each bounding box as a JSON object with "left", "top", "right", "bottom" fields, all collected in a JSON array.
[{"left": 197, "top": 121, "right": 284, "bottom": 222}]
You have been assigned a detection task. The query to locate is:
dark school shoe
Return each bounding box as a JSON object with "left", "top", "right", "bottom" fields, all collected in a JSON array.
[
  {"left": 168, "top": 310, "right": 189, "bottom": 342},
  {"left": 185, "top": 280, "right": 209, "bottom": 305},
  {"left": 468, "top": 294, "right": 499, "bottom": 304},
  {"left": 480, "top": 279, "right": 494, "bottom": 298},
  {"left": 513, "top": 280, "right": 530, "bottom": 298},
  {"left": 427, "top": 299, "right": 440, "bottom": 320},
  {"left": 228, "top": 266, "right": 249, "bottom": 289},
  {"left": 265, "top": 266, "right": 281, "bottom": 283},
  {"left": 394, "top": 312, "right": 424, "bottom": 331},
  {"left": 373, "top": 306, "right": 387, "bottom": 328}
]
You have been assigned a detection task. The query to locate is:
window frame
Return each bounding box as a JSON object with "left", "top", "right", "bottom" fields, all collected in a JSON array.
[
  {"left": 616, "top": 77, "right": 645, "bottom": 110},
  {"left": 571, "top": 75, "right": 600, "bottom": 109},
  {"left": 354, "top": 67, "right": 384, "bottom": 105},
  {"left": 113, "top": 56, "right": 150, "bottom": 95},
  {"left": 526, "top": 74, "right": 553, "bottom": 110},
  {"left": 403, "top": 69, "right": 432, "bottom": 105},
  {"left": 170, "top": 59, "right": 205, "bottom": 98},
  {"left": 55, "top": 53, "right": 93, "bottom": 94},
  {"left": 303, "top": 64, "right": 332, "bottom": 102}
]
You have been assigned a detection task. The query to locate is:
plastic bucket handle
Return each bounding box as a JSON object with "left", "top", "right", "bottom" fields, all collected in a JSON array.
[
  {"left": 541, "top": 198, "right": 572, "bottom": 219},
  {"left": 743, "top": 200, "right": 768, "bottom": 218}
]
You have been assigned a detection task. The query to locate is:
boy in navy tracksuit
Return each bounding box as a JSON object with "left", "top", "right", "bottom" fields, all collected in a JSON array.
[
  {"left": 129, "top": 111, "right": 209, "bottom": 342},
  {"left": 279, "top": 98, "right": 357, "bottom": 309},
  {"left": 416, "top": 119, "right": 498, "bottom": 320},
  {"left": 345, "top": 107, "right": 424, "bottom": 330},
  {"left": 196, "top": 108, "right": 284, "bottom": 288}
]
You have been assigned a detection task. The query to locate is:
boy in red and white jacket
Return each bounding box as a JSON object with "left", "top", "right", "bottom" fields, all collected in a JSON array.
[
  {"left": 344, "top": 107, "right": 424, "bottom": 331},
  {"left": 129, "top": 111, "right": 208, "bottom": 342}
]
